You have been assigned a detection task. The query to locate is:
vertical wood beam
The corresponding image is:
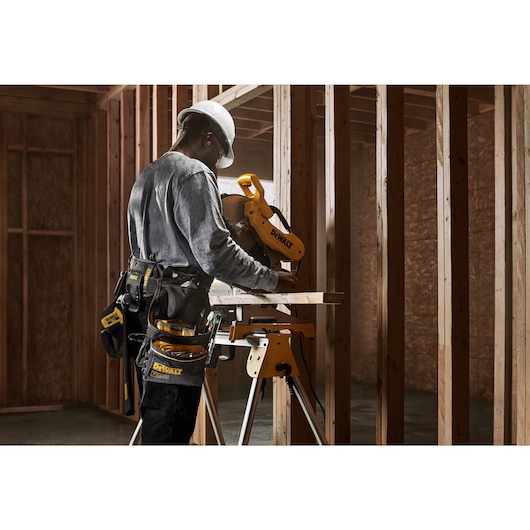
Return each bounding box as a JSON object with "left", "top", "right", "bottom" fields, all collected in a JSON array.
[
  {"left": 273, "top": 84, "right": 292, "bottom": 445},
  {"left": 93, "top": 110, "right": 108, "bottom": 406},
  {"left": 493, "top": 85, "right": 513, "bottom": 445},
  {"left": 436, "top": 85, "right": 470, "bottom": 445},
  {"left": 120, "top": 89, "right": 139, "bottom": 419},
  {"left": 325, "top": 85, "right": 352, "bottom": 444},
  {"left": 512, "top": 85, "right": 529, "bottom": 445},
  {"left": 289, "top": 85, "right": 318, "bottom": 444},
  {"left": 135, "top": 85, "right": 151, "bottom": 176},
  {"left": 525, "top": 85, "right": 530, "bottom": 445},
  {"left": 120, "top": 90, "right": 135, "bottom": 268},
  {"left": 511, "top": 85, "right": 524, "bottom": 444},
  {"left": 77, "top": 116, "right": 88, "bottom": 403},
  {"left": 376, "top": 86, "right": 405, "bottom": 444},
  {"left": 0, "top": 111, "right": 6, "bottom": 405},
  {"left": 106, "top": 98, "right": 121, "bottom": 412},
  {"left": 21, "top": 115, "right": 28, "bottom": 403},
  {"left": 193, "top": 85, "right": 209, "bottom": 103},
  {"left": 171, "top": 85, "right": 189, "bottom": 144},
  {"left": 152, "top": 85, "right": 169, "bottom": 160}
]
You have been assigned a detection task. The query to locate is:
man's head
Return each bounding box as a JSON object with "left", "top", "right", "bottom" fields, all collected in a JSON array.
[{"left": 173, "top": 101, "right": 235, "bottom": 171}]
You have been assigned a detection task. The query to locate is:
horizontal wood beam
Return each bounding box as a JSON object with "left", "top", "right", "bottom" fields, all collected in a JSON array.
[
  {"left": 213, "top": 85, "right": 273, "bottom": 110},
  {"left": 96, "top": 85, "right": 134, "bottom": 110}
]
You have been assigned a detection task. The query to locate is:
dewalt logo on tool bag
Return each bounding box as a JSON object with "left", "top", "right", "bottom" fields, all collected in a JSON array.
[
  {"left": 101, "top": 307, "right": 123, "bottom": 328},
  {"left": 152, "top": 361, "right": 183, "bottom": 376},
  {"left": 270, "top": 228, "right": 293, "bottom": 249}
]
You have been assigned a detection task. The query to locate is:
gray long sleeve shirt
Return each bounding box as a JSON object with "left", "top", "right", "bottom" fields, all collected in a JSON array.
[{"left": 127, "top": 151, "right": 278, "bottom": 292}]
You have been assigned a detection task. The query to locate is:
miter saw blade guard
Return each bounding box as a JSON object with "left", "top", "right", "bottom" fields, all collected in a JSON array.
[{"left": 221, "top": 173, "right": 305, "bottom": 272}]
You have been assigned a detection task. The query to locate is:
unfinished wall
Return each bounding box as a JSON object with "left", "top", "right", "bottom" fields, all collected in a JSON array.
[
  {"left": 2, "top": 112, "right": 81, "bottom": 406},
  {"left": 351, "top": 110, "right": 495, "bottom": 401}
]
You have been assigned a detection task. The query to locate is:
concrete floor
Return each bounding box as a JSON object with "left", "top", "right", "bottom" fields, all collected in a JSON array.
[{"left": 0, "top": 380, "right": 493, "bottom": 445}]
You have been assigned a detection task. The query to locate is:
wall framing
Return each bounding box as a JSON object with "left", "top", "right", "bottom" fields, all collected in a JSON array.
[{"left": 1, "top": 84, "right": 530, "bottom": 445}]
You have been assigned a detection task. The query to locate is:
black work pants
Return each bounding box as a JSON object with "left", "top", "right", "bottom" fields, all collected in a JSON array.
[{"left": 140, "top": 381, "right": 202, "bottom": 445}]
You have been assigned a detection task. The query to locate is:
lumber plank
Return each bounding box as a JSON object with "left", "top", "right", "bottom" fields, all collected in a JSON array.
[
  {"left": 436, "top": 86, "right": 470, "bottom": 445},
  {"left": 325, "top": 85, "right": 352, "bottom": 444},
  {"left": 272, "top": 85, "right": 291, "bottom": 445},
  {"left": 493, "top": 85, "right": 513, "bottom": 445},
  {"left": 171, "top": 85, "right": 190, "bottom": 144},
  {"left": 213, "top": 85, "right": 272, "bottom": 110},
  {"left": 0, "top": 111, "right": 6, "bottom": 405},
  {"left": 106, "top": 98, "right": 121, "bottom": 412},
  {"left": 288, "top": 86, "right": 319, "bottom": 444},
  {"left": 512, "top": 85, "right": 526, "bottom": 444},
  {"left": 96, "top": 85, "right": 133, "bottom": 110},
  {"left": 525, "top": 85, "right": 530, "bottom": 444},
  {"left": 376, "top": 85, "right": 405, "bottom": 444},
  {"left": 152, "top": 85, "right": 170, "bottom": 159},
  {"left": 135, "top": 85, "right": 151, "bottom": 175},
  {"left": 93, "top": 110, "right": 108, "bottom": 406},
  {"left": 210, "top": 291, "right": 344, "bottom": 306}
]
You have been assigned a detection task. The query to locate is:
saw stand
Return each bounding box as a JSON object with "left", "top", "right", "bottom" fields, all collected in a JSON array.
[{"left": 227, "top": 304, "right": 328, "bottom": 445}]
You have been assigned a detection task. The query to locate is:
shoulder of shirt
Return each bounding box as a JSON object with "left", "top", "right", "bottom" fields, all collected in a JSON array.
[{"left": 162, "top": 151, "right": 212, "bottom": 176}]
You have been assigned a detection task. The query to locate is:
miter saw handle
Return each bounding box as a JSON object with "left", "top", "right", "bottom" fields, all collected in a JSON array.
[
  {"left": 236, "top": 173, "right": 305, "bottom": 263},
  {"left": 237, "top": 173, "right": 275, "bottom": 219}
]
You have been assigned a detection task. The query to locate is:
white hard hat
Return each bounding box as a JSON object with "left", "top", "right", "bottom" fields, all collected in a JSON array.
[{"left": 177, "top": 100, "right": 236, "bottom": 169}]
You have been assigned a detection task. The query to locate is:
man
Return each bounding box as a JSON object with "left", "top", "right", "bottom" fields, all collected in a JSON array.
[{"left": 127, "top": 100, "right": 298, "bottom": 444}]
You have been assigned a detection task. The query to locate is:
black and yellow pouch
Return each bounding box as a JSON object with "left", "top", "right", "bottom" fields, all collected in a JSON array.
[
  {"left": 136, "top": 277, "right": 213, "bottom": 388},
  {"left": 143, "top": 341, "right": 208, "bottom": 387},
  {"left": 99, "top": 271, "right": 127, "bottom": 358}
]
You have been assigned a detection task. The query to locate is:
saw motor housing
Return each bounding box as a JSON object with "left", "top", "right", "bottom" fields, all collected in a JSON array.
[{"left": 221, "top": 173, "right": 305, "bottom": 271}]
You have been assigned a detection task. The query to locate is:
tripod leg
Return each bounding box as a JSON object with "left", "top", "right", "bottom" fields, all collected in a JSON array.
[
  {"left": 129, "top": 418, "right": 143, "bottom": 446},
  {"left": 238, "top": 378, "right": 264, "bottom": 445},
  {"left": 290, "top": 376, "right": 328, "bottom": 445},
  {"left": 202, "top": 378, "right": 225, "bottom": 445}
]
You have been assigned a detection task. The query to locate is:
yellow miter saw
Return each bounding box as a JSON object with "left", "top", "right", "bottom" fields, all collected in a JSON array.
[{"left": 221, "top": 173, "right": 305, "bottom": 272}]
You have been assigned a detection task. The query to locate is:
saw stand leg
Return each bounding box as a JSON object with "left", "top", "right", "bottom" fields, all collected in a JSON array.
[
  {"left": 128, "top": 376, "right": 225, "bottom": 445},
  {"left": 238, "top": 373, "right": 328, "bottom": 446}
]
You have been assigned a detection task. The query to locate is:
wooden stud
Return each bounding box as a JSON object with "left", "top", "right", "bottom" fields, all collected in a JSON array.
[
  {"left": 273, "top": 84, "right": 292, "bottom": 445},
  {"left": 135, "top": 85, "right": 151, "bottom": 176},
  {"left": 325, "top": 85, "right": 352, "bottom": 444},
  {"left": 493, "top": 85, "right": 513, "bottom": 445},
  {"left": 525, "top": 85, "right": 530, "bottom": 444},
  {"left": 0, "top": 111, "right": 6, "bottom": 405},
  {"left": 171, "top": 85, "right": 189, "bottom": 144},
  {"left": 152, "top": 85, "right": 170, "bottom": 160},
  {"left": 106, "top": 98, "right": 121, "bottom": 412},
  {"left": 93, "top": 110, "right": 108, "bottom": 406},
  {"left": 436, "top": 85, "right": 470, "bottom": 445},
  {"left": 77, "top": 115, "right": 87, "bottom": 404},
  {"left": 289, "top": 85, "right": 319, "bottom": 444},
  {"left": 376, "top": 85, "right": 405, "bottom": 444},
  {"left": 512, "top": 85, "right": 524, "bottom": 444},
  {"left": 21, "top": 114, "right": 28, "bottom": 403},
  {"left": 512, "top": 85, "right": 530, "bottom": 444}
]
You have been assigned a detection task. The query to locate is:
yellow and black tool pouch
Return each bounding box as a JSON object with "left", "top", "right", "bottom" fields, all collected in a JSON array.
[
  {"left": 136, "top": 278, "right": 213, "bottom": 388},
  {"left": 100, "top": 257, "right": 161, "bottom": 359}
]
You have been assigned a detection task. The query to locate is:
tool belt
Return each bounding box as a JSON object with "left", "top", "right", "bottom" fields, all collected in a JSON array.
[
  {"left": 135, "top": 277, "right": 214, "bottom": 387},
  {"left": 100, "top": 256, "right": 162, "bottom": 359}
]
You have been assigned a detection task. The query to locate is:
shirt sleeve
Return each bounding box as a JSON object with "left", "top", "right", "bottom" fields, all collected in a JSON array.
[{"left": 173, "top": 170, "right": 279, "bottom": 292}]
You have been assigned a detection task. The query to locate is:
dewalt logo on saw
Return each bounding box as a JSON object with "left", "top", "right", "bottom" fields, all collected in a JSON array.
[{"left": 270, "top": 227, "right": 293, "bottom": 250}]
